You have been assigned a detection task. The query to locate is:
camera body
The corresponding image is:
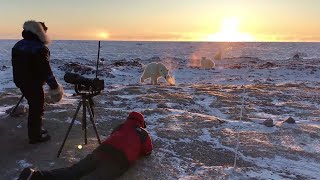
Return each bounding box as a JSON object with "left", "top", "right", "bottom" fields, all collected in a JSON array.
[{"left": 64, "top": 72, "right": 104, "bottom": 93}]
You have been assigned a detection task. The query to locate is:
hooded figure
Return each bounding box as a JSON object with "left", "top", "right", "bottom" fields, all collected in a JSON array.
[
  {"left": 18, "top": 111, "right": 153, "bottom": 180},
  {"left": 11, "top": 20, "right": 60, "bottom": 144}
]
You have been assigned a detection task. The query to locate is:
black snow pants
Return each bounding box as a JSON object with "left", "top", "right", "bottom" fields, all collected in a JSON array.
[
  {"left": 41, "top": 153, "right": 128, "bottom": 180},
  {"left": 20, "top": 84, "right": 44, "bottom": 140}
]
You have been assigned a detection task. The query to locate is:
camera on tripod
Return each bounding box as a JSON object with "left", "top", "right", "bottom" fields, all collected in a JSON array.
[
  {"left": 64, "top": 72, "right": 104, "bottom": 93},
  {"left": 57, "top": 41, "right": 104, "bottom": 157}
]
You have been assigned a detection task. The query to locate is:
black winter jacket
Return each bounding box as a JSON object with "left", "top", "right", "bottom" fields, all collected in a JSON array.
[{"left": 11, "top": 30, "right": 58, "bottom": 89}]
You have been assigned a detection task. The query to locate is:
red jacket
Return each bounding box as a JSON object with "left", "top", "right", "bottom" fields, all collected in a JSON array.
[{"left": 95, "top": 112, "right": 153, "bottom": 165}]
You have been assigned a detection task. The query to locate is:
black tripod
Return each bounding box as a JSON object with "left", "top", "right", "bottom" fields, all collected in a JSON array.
[
  {"left": 10, "top": 95, "right": 24, "bottom": 117},
  {"left": 57, "top": 85, "right": 101, "bottom": 158}
]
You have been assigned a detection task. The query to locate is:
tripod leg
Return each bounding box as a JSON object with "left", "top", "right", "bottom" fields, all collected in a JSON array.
[
  {"left": 57, "top": 101, "right": 82, "bottom": 158},
  {"left": 89, "top": 98, "right": 94, "bottom": 118},
  {"left": 10, "top": 95, "right": 24, "bottom": 116},
  {"left": 82, "top": 98, "right": 87, "bottom": 145},
  {"left": 87, "top": 103, "right": 101, "bottom": 144}
]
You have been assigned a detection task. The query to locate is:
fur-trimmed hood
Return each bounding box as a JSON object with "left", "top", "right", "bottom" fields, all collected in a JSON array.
[{"left": 23, "top": 20, "right": 50, "bottom": 45}]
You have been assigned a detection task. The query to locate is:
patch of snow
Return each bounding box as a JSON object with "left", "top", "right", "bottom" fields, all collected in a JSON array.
[
  {"left": 16, "top": 159, "right": 32, "bottom": 168},
  {"left": 0, "top": 106, "right": 11, "bottom": 116},
  {"left": 248, "top": 156, "right": 320, "bottom": 179}
]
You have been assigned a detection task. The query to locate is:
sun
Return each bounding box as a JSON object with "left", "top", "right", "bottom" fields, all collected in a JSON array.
[
  {"left": 97, "top": 32, "right": 109, "bottom": 39},
  {"left": 207, "top": 17, "right": 255, "bottom": 42}
]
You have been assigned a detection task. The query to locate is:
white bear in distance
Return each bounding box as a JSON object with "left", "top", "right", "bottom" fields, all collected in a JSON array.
[
  {"left": 140, "top": 62, "right": 174, "bottom": 85},
  {"left": 200, "top": 57, "right": 215, "bottom": 69}
]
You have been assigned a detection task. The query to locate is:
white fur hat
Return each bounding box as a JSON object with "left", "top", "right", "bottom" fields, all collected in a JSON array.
[{"left": 23, "top": 20, "right": 51, "bottom": 44}]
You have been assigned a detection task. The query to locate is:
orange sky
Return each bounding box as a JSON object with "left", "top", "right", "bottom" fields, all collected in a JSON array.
[{"left": 0, "top": 0, "right": 319, "bottom": 42}]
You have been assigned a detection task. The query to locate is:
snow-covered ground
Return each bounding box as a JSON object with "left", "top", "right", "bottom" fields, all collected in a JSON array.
[{"left": 0, "top": 40, "right": 319, "bottom": 179}]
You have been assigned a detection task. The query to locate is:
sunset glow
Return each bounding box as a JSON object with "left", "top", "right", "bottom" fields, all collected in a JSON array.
[
  {"left": 0, "top": 1, "right": 319, "bottom": 42},
  {"left": 97, "top": 32, "right": 109, "bottom": 39},
  {"left": 207, "top": 18, "right": 255, "bottom": 42}
]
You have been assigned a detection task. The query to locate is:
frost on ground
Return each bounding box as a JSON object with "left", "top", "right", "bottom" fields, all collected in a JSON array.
[{"left": 0, "top": 57, "right": 319, "bottom": 180}]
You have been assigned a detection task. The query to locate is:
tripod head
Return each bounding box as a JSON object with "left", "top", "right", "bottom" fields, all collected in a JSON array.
[
  {"left": 64, "top": 41, "right": 104, "bottom": 96},
  {"left": 74, "top": 82, "right": 102, "bottom": 98}
]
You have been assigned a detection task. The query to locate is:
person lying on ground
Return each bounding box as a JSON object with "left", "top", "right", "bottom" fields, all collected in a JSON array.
[{"left": 18, "top": 111, "right": 153, "bottom": 180}]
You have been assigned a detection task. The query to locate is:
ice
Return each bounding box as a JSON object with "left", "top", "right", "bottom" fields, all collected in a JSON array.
[{"left": 0, "top": 40, "right": 319, "bottom": 179}]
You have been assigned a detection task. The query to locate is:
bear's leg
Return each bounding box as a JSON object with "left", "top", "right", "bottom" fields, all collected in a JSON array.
[
  {"left": 151, "top": 77, "right": 158, "bottom": 85},
  {"left": 140, "top": 74, "right": 148, "bottom": 83},
  {"left": 140, "top": 76, "right": 145, "bottom": 83}
]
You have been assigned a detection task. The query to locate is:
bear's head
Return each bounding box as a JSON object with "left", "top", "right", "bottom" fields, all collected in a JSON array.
[{"left": 158, "top": 63, "right": 169, "bottom": 79}]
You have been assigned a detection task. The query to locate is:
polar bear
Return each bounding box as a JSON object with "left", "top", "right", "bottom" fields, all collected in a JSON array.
[
  {"left": 140, "top": 62, "right": 170, "bottom": 85},
  {"left": 200, "top": 57, "right": 215, "bottom": 69}
]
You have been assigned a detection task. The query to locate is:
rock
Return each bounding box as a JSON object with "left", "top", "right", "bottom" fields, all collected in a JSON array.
[
  {"left": 263, "top": 118, "right": 274, "bottom": 127},
  {"left": 284, "top": 117, "right": 295, "bottom": 124},
  {"left": 293, "top": 54, "right": 300, "bottom": 60},
  {"left": 292, "top": 52, "right": 307, "bottom": 60},
  {"left": 59, "top": 62, "right": 95, "bottom": 75},
  {"left": 0, "top": 65, "right": 9, "bottom": 71},
  {"left": 148, "top": 56, "right": 161, "bottom": 62},
  {"left": 157, "top": 103, "right": 168, "bottom": 108},
  {"left": 133, "top": 58, "right": 142, "bottom": 61},
  {"left": 258, "top": 62, "right": 275, "bottom": 69},
  {"left": 111, "top": 59, "right": 143, "bottom": 67},
  {"left": 229, "top": 64, "right": 242, "bottom": 69}
]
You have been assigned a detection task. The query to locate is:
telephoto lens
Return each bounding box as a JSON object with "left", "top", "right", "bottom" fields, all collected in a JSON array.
[
  {"left": 64, "top": 72, "right": 104, "bottom": 91},
  {"left": 64, "top": 72, "right": 84, "bottom": 85}
]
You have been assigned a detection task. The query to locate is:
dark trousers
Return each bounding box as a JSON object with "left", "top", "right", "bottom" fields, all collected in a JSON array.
[
  {"left": 41, "top": 153, "right": 128, "bottom": 180},
  {"left": 20, "top": 85, "right": 44, "bottom": 140}
]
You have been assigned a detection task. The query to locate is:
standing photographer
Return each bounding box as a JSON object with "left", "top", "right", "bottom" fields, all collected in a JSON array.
[{"left": 11, "top": 20, "right": 61, "bottom": 144}]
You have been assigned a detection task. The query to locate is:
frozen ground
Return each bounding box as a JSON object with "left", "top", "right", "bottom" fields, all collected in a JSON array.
[{"left": 0, "top": 41, "right": 319, "bottom": 179}]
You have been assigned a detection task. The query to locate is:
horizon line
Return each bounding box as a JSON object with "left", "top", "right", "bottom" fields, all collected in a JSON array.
[{"left": 0, "top": 38, "right": 319, "bottom": 43}]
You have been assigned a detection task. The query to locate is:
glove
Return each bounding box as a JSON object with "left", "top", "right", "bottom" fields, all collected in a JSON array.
[{"left": 46, "top": 84, "right": 64, "bottom": 103}]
